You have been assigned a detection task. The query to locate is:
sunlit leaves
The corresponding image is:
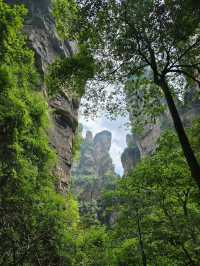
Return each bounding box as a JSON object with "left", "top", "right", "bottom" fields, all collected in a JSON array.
[
  {"left": 0, "top": 2, "right": 80, "bottom": 265},
  {"left": 52, "top": 0, "right": 78, "bottom": 40},
  {"left": 110, "top": 129, "right": 200, "bottom": 265},
  {"left": 46, "top": 46, "right": 95, "bottom": 97}
]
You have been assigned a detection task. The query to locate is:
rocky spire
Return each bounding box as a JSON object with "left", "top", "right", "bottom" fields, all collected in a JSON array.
[
  {"left": 94, "top": 130, "right": 114, "bottom": 177},
  {"left": 121, "top": 134, "right": 141, "bottom": 175},
  {"left": 75, "top": 130, "right": 115, "bottom": 178},
  {"left": 122, "top": 88, "right": 200, "bottom": 176}
]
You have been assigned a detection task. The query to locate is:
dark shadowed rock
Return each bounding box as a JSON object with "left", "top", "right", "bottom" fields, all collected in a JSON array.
[{"left": 121, "top": 134, "right": 141, "bottom": 175}]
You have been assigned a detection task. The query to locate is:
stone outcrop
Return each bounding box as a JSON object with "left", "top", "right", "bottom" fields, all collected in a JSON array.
[
  {"left": 74, "top": 130, "right": 115, "bottom": 178},
  {"left": 94, "top": 131, "right": 114, "bottom": 177},
  {"left": 7, "top": 0, "right": 79, "bottom": 194},
  {"left": 122, "top": 89, "right": 200, "bottom": 175},
  {"left": 71, "top": 130, "right": 116, "bottom": 201},
  {"left": 78, "top": 131, "right": 96, "bottom": 176},
  {"left": 121, "top": 134, "right": 141, "bottom": 176},
  {"left": 71, "top": 130, "right": 117, "bottom": 225}
]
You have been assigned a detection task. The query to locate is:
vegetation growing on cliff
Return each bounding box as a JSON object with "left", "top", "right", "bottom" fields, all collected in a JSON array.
[
  {"left": 72, "top": 124, "right": 83, "bottom": 161},
  {"left": 0, "top": 1, "right": 79, "bottom": 264},
  {"left": 71, "top": 122, "right": 200, "bottom": 265},
  {"left": 1, "top": 0, "right": 200, "bottom": 265},
  {"left": 52, "top": 0, "right": 77, "bottom": 40},
  {"left": 46, "top": 46, "right": 95, "bottom": 97},
  {"left": 50, "top": 0, "right": 95, "bottom": 99}
]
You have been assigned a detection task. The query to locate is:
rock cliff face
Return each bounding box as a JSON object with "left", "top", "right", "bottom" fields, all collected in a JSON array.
[
  {"left": 7, "top": 0, "right": 79, "bottom": 194},
  {"left": 71, "top": 130, "right": 117, "bottom": 225},
  {"left": 72, "top": 130, "right": 116, "bottom": 200},
  {"left": 74, "top": 130, "right": 115, "bottom": 177},
  {"left": 122, "top": 90, "right": 200, "bottom": 175},
  {"left": 94, "top": 131, "right": 114, "bottom": 177},
  {"left": 77, "top": 131, "right": 96, "bottom": 176},
  {"left": 121, "top": 134, "right": 141, "bottom": 176}
]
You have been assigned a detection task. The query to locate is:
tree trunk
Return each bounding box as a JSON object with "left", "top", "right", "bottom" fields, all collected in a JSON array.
[
  {"left": 160, "top": 79, "right": 200, "bottom": 189},
  {"left": 136, "top": 211, "right": 147, "bottom": 266}
]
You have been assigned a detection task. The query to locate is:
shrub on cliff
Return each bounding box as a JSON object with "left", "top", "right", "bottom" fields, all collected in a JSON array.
[{"left": 0, "top": 1, "right": 79, "bottom": 264}]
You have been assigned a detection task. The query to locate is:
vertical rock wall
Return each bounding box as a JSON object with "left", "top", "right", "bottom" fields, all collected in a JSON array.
[
  {"left": 121, "top": 134, "right": 141, "bottom": 176},
  {"left": 121, "top": 92, "right": 200, "bottom": 175},
  {"left": 7, "top": 0, "right": 79, "bottom": 194},
  {"left": 71, "top": 130, "right": 117, "bottom": 208},
  {"left": 73, "top": 130, "right": 115, "bottom": 178}
]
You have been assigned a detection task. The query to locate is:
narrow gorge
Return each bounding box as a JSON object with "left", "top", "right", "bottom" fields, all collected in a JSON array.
[{"left": 1, "top": 1, "right": 200, "bottom": 265}]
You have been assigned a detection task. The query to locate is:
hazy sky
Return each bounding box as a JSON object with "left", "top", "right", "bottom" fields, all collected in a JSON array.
[{"left": 80, "top": 114, "right": 130, "bottom": 176}]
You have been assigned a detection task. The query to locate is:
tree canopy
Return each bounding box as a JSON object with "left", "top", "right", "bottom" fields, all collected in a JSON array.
[{"left": 72, "top": 0, "right": 200, "bottom": 188}]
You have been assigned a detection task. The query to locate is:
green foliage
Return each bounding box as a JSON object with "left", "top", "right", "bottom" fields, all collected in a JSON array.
[
  {"left": 0, "top": 2, "right": 80, "bottom": 265},
  {"left": 115, "top": 238, "right": 142, "bottom": 266},
  {"left": 75, "top": 226, "right": 114, "bottom": 266},
  {"left": 109, "top": 129, "right": 200, "bottom": 265},
  {"left": 73, "top": 0, "right": 200, "bottom": 95},
  {"left": 65, "top": 193, "right": 80, "bottom": 229},
  {"left": 0, "top": 4, "right": 115, "bottom": 265},
  {"left": 79, "top": 200, "right": 100, "bottom": 227},
  {"left": 74, "top": 0, "right": 200, "bottom": 188},
  {"left": 72, "top": 124, "right": 83, "bottom": 161},
  {"left": 2, "top": 1, "right": 200, "bottom": 265},
  {"left": 70, "top": 122, "right": 200, "bottom": 265},
  {"left": 46, "top": 46, "right": 95, "bottom": 96},
  {"left": 52, "top": 0, "right": 77, "bottom": 40},
  {"left": 0, "top": 0, "right": 27, "bottom": 62},
  {"left": 125, "top": 76, "right": 165, "bottom": 133}
]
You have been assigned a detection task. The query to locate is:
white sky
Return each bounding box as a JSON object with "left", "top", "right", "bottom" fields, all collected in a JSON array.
[{"left": 80, "top": 114, "right": 130, "bottom": 176}]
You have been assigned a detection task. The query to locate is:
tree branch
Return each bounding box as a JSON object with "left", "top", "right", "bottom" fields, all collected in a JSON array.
[{"left": 172, "top": 37, "right": 200, "bottom": 67}]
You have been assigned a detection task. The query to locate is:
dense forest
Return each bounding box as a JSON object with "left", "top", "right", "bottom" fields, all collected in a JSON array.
[{"left": 0, "top": 0, "right": 200, "bottom": 265}]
